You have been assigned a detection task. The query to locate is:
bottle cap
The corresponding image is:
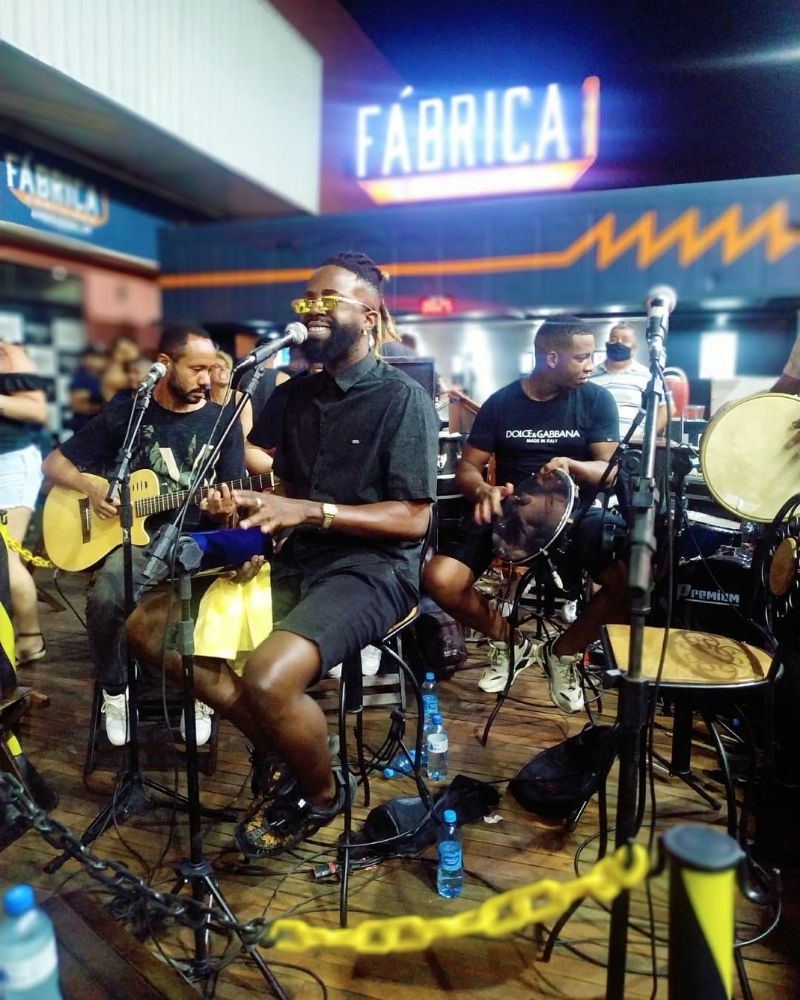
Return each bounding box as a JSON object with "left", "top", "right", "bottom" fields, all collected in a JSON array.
[
  {"left": 4, "top": 884, "right": 35, "bottom": 916},
  {"left": 424, "top": 672, "right": 435, "bottom": 681},
  {"left": 382, "top": 768, "right": 396, "bottom": 779},
  {"left": 443, "top": 809, "right": 457, "bottom": 823},
  {"left": 432, "top": 713, "right": 443, "bottom": 724}
]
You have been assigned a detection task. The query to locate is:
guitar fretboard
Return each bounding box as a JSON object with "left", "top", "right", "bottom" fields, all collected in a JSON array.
[{"left": 133, "top": 474, "right": 272, "bottom": 518}]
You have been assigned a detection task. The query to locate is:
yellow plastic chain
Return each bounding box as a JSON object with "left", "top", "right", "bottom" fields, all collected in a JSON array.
[
  {"left": 268, "top": 843, "right": 649, "bottom": 954},
  {"left": 4, "top": 534, "right": 55, "bottom": 569}
]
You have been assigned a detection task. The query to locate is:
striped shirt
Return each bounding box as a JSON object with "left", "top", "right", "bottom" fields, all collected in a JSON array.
[{"left": 589, "top": 360, "right": 669, "bottom": 438}]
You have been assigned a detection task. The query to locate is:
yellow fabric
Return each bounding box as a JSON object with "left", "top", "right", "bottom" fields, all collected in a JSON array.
[{"left": 194, "top": 565, "right": 273, "bottom": 675}]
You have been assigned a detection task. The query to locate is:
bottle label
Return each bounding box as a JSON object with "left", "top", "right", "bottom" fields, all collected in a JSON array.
[
  {"left": 439, "top": 841, "right": 462, "bottom": 871},
  {"left": 427, "top": 733, "right": 448, "bottom": 753},
  {"left": 0, "top": 938, "right": 58, "bottom": 988}
]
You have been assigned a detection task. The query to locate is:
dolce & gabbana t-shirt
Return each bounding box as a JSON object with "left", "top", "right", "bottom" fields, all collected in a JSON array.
[{"left": 467, "top": 378, "right": 619, "bottom": 487}]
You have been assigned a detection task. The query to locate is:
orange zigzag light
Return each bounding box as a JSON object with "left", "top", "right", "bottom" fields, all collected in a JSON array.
[{"left": 159, "top": 200, "right": 800, "bottom": 290}]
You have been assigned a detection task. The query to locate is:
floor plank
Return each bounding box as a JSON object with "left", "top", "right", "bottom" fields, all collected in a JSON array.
[{"left": 1, "top": 572, "right": 798, "bottom": 998}]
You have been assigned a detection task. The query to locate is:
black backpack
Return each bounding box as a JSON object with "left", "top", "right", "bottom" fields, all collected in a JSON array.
[
  {"left": 410, "top": 598, "right": 467, "bottom": 678},
  {"left": 509, "top": 724, "right": 619, "bottom": 820}
]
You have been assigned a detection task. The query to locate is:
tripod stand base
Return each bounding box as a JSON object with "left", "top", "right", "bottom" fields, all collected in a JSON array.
[
  {"left": 170, "top": 854, "right": 288, "bottom": 997},
  {"left": 44, "top": 772, "right": 237, "bottom": 874}
]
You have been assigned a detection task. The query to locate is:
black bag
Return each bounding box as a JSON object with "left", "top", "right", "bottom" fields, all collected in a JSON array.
[
  {"left": 357, "top": 774, "right": 499, "bottom": 856},
  {"left": 411, "top": 598, "right": 467, "bottom": 677},
  {"left": 509, "top": 724, "right": 619, "bottom": 820}
]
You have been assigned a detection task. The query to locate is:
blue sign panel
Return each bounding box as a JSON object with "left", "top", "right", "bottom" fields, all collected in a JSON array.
[
  {"left": 0, "top": 140, "right": 171, "bottom": 264},
  {"left": 160, "top": 175, "right": 800, "bottom": 323}
]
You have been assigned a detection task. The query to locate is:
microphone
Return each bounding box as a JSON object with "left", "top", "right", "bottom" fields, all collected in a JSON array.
[
  {"left": 644, "top": 285, "right": 677, "bottom": 366},
  {"left": 136, "top": 361, "right": 167, "bottom": 394},
  {"left": 232, "top": 323, "right": 307, "bottom": 377}
]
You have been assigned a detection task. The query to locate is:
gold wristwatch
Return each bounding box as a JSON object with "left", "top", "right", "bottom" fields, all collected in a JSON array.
[{"left": 320, "top": 502, "right": 338, "bottom": 530}]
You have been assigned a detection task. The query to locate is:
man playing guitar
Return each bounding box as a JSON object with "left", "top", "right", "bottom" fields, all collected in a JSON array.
[{"left": 42, "top": 322, "right": 245, "bottom": 746}]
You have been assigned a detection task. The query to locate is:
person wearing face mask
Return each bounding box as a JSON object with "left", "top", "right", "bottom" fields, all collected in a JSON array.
[{"left": 590, "top": 323, "right": 669, "bottom": 439}]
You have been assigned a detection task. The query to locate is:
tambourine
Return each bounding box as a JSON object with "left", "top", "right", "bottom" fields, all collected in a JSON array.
[{"left": 492, "top": 468, "right": 577, "bottom": 564}]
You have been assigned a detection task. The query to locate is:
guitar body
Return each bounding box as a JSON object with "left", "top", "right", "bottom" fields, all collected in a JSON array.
[{"left": 43, "top": 470, "right": 162, "bottom": 571}]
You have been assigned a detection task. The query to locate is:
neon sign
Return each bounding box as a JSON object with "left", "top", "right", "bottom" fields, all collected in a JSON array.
[{"left": 356, "top": 77, "right": 599, "bottom": 204}]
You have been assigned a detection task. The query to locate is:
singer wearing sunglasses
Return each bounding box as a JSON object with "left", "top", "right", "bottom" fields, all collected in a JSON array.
[{"left": 128, "top": 251, "right": 439, "bottom": 858}]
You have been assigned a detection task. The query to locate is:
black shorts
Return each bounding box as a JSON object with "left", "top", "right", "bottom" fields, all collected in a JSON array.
[
  {"left": 436, "top": 506, "right": 627, "bottom": 594},
  {"left": 269, "top": 562, "right": 417, "bottom": 677}
]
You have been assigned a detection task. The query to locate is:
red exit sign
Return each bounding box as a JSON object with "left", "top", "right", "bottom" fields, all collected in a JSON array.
[{"left": 419, "top": 294, "right": 455, "bottom": 315}]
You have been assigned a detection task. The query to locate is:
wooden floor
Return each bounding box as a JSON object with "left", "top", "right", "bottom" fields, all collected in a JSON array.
[{"left": 3, "top": 572, "right": 799, "bottom": 999}]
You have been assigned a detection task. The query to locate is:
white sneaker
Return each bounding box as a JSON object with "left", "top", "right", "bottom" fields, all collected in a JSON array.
[
  {"left": 543, "top": 641, "right": 585, "bottom": 713},
  {"left": 479, "top": 637, "right": 535, "bottom": 693},
  {"left": 360, "top": 644, "right": 382, "bottom": 676},
  {"left": 101, "top": 689, "right": 130, "bottom": 747},
  {"left": 180, "top": 701, "right": 214, "bottom": 747},
  {"left": 560, "top": 600, "right": 578, "bottom": 624},
  {"left": 329, "top": 644, "right": 383, "bottom": 680}
]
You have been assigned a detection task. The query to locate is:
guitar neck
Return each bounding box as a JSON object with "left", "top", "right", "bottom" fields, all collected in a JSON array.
[{"left": 133, "top": 474, "right": 272, "bottom": 519}]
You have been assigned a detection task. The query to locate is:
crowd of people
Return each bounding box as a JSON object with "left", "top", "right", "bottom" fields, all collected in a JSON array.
[{"left": 8, "top": 255, "right": 800, "bottom": 860}]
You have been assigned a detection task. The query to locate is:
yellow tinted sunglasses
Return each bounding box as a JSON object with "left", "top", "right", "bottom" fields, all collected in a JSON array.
[{"left": 291, "top": 294, "right": 371, "bottom": 315}]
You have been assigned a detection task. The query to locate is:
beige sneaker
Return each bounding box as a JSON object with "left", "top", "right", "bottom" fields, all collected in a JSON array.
[
  {"left": 543, "top": 640, "right": 585, "bottom": 712},
  {"left": 479, "top": 637, "right": 535, "bottom": 693}
]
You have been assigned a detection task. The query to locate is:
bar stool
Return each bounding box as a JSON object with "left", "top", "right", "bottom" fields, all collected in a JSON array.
[{"left": 328, "top": 507, "right": 437, "bottom": 927}]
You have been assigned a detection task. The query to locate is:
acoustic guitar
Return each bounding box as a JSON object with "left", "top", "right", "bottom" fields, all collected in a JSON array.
[{"left": 43, "top": 469, "right": 272, "bottom": 572}]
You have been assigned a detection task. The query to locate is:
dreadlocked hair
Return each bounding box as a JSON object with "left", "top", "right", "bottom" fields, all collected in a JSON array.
[{"left": 322, "top": 250, "right": 399, "bottom": 353}]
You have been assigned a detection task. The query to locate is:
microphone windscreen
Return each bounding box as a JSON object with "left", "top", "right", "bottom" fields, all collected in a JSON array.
[
  {"left": 286, "top": 322, "right": 308, "bottom": 345},
  {"left": 645, "top": 285, "right": 677, "bottom": 313}
]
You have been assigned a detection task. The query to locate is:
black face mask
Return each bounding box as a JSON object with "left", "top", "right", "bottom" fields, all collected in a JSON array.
[{"left": 605, "top": 341, "right": 633, "bottom": 362}]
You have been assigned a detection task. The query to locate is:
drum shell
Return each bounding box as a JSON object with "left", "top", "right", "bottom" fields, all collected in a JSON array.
[
  {"left": 681, "top": 513, "right": 741, "bottom": 561},
  {"left": 675, "top": 553, "right": 753, "bottom": 640}
]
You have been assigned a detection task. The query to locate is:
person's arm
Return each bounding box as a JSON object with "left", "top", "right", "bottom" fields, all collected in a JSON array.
[
  {"left": 540, "top": 441, "right": 618, "bottom": 486},
  {"left": 233, "top": 492, "right": 431, "bottom": 541},
  {"left": 0, "top": 390, "right": 47, "bottom": 424},
  {"left": 239, "top": 397, "right": 273, "bottom": 475},
  {"left": 454, "top": 442, "right": 513, "bottom": 523},
  {"left": 656, "top": 401, "right": 669, "bottom": 433},
  {"left": 772, "top": 373, "right": 800, "bottom": 394},
  {"left": 42, "top": 448, "right": 118, "bottom": 518},
  {"left": 69, "top": 387, "right": 102, "bottom": 417}
]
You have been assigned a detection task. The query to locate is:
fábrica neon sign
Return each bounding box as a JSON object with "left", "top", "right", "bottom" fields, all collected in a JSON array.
[{"left": 356, "top": 77, "right": 599, "bottom": 204}]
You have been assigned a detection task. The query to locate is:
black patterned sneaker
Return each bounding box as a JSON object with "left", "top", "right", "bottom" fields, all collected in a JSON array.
[
  {"left": 235, "top": 769, "right": 356, "bottom": 859},
  {"left": 249, "top": 747, "right": 296, "bottom": 800}
]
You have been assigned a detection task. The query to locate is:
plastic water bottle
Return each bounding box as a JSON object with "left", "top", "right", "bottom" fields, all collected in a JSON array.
[
  {"left": 436, "top": 809, "right": 464, "bottom": 898},
  {"left": 421, "top": 672, "right": 439, "bottom": 720},
  {"left": 382, "top": 748, "right": 416, "bottom": 778},
  {"left": 426, "top": 714, "right": 448, "bottom": 782},
  {"left": 0, "top": 885, "right": 62, "bottom": 999}
]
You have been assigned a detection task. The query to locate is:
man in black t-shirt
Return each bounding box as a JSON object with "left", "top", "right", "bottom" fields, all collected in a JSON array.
[
  {"left": 43, "top": 322, "right": 245, "bottom": 746},
  {"left": 424, "top": 315, "right": 628, "bottom": 712}
]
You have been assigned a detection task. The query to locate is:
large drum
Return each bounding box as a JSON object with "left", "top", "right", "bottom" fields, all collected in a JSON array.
[
  {"left": 700, "top": 392, "right": 800, "bottom": 523},
  {"left": 682, "top": 510, "right": 741, "bottom": 560},
  {"left": 492, "top": 469, "right": 577, "bottom": 564},
  {"left": 675, "top": 551, "right": 754, "bottom": 641}
]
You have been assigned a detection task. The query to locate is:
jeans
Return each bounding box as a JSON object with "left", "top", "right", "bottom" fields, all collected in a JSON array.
[{"left": 86, "top": 545, "right": 153, "bottom": 690}]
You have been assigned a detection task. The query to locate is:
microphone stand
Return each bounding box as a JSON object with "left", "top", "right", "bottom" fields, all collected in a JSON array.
[
  {"left": 605, "top": 346, "right": 667, "bottom": 998},
  {"left": 45, "top": 383, "right": 234, "bottom": 873},
  {"left": 142, "top": 365, "right": 287, "bottom": 996}
]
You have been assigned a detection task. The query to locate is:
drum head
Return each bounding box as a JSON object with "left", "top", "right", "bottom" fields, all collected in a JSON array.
[
  {"left": 492, "top": 469, "right": 576, "bottom": 564},
  {"left": 701, "top": 392, "right": 800, "bottom": 523}
]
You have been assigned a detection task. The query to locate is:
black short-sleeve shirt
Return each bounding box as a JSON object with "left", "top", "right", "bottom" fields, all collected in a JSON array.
[
  {"left": 468, "top": 378, "right": 619, "bottom": 488},
  {"left": 60, "top": 394, "right": 246, "bottom": 530},
  {"left": 252, "top": 352, "right": 439, "bottom": 589}
]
